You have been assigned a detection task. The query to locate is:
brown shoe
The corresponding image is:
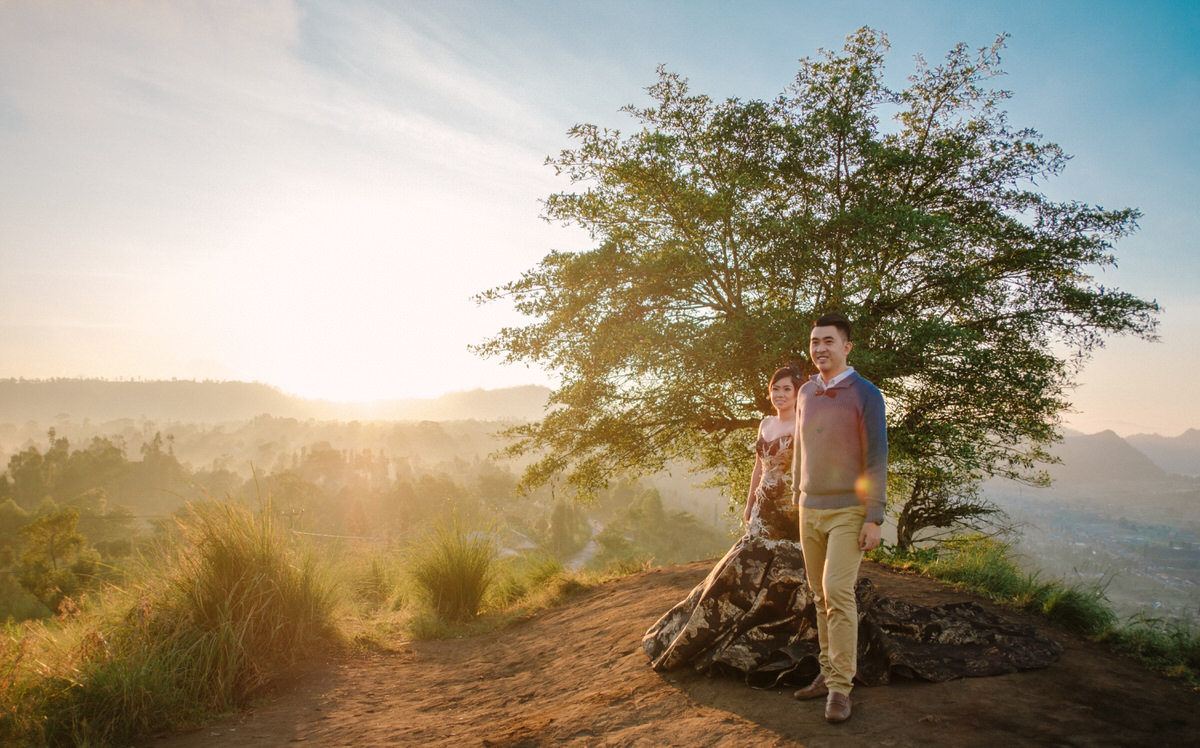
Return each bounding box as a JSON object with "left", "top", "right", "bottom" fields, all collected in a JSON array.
[
  {"left": 792, "top": 673, "right": 828, "bottom": 701},
  {"left": 825, "top": 692, "right": 851, "bottom": 723}
]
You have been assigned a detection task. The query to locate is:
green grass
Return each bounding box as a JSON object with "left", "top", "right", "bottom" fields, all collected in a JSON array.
[
  {"left": 408, "top": 512, "right": 497, "bottom": 624},
  {"left": 0, "top": 498, "right": 340, "bottom": 747},
  {"left": 17, "top": 510, "right": 1197, "bottom": 746},
  {"left": 1102, "top": 615, "right": 1200, "bottom": 684},
  {"left": 402, "top": 517, "right": 602, "bottom": 639},
  {"left": 490, "top": 551, "right": 565, "bottom": 607},
  {"left": 350, "top": 554, "right": 395, "bottom": 610},
  {"left": 871, "top": 535, "right": 1196, "bottom": 687},
  {"left": 0, "top": 497, "right": 644, "bottom": 745}
]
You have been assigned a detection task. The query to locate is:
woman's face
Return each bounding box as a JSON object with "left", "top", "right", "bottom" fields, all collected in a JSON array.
[{"left": 769, "top": 378, "right": 798, "bottom": 413}]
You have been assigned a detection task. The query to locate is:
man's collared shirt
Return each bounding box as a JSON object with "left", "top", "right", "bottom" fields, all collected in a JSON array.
[{"left": 816, "top": 366, "right": 856, "bottom": 390}]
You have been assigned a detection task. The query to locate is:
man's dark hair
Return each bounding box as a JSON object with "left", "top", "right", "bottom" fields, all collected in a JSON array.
[{"left": 813, "top": 312, "right": 852, "bottom": 341}]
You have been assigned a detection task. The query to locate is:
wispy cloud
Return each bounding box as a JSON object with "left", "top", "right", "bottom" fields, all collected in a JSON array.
[
  {"left": 0, "top": 1, "right": 581, "bottom": 398},
  {"left": 0, "top": 1, "right": 1195, "bottom": 428}
]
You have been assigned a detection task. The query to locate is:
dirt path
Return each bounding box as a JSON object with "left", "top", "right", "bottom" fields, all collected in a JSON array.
[{"left": 144, "top": 560, "right": 1200, "bottom": 747}]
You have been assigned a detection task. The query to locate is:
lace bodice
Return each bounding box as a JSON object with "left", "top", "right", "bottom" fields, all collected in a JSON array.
[{"left": 746, "top": 432, "right": 799, "bottom": 541}]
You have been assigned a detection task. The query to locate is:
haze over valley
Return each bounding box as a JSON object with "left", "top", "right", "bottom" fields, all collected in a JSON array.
[
  {"left": 985, "top": 429, "right": 1200, "bottom": 624},
  {"left": 3, "top": 378, "right": 1197, "bottom": 625}
]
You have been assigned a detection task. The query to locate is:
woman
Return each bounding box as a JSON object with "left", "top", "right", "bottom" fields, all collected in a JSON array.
[
  {"left": 643, "top": 366, "right": 1063, "bottom": 689},
  {"left": 742, "top": 365, "right": 803, "bottom": 541},
  {"left": 643, "top": 365, "right": 815, "bottom": 685}
]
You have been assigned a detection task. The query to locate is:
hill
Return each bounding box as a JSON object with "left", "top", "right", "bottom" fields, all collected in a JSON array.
[
  {"left": 145, "top": 560, "right": 1200, "bottom": 747},
  {"left": 1026, "top": 429, "right": 1200, "bottom": 522},
  {"left": 1046, "top": 429, "right": 1167, "bottom": 484},
  {"left": 1127, "top": 428, "right": 1200, "bottom": 477},
  {"left": 0, "top": 379, "right": 551, "bottom": 424}
]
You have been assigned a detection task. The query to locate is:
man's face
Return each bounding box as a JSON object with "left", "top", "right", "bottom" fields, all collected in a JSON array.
[{"left": 810, "top": 325, "right": 852, "bottom": 377}]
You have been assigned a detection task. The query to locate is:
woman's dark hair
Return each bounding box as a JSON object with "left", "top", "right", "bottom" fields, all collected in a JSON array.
[{"left": 770, "top": 364, "right": 804, "bottom": 389}]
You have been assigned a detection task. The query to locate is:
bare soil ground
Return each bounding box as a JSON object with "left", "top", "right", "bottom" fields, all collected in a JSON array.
[{"left": 144, "top": 560, "right": 1200, "bottom": 747}]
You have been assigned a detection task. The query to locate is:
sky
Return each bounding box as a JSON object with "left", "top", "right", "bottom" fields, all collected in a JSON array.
[{"left": 0, "top": 0, "right": 1196, "bottom": 437}]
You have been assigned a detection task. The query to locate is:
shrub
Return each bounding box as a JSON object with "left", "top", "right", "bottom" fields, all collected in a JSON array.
[
  {"left": 148, "top": 500, "right": 338, "bottom": 697},
  {"left": 1031, "top": 583, "right": 1116, "bottom": 638},
  {"left": 409, "top": 513, "right": 496, "bottom": 623}
]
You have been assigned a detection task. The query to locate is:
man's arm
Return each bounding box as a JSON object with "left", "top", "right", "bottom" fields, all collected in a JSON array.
[
  {"left": 858, "top": 382, "right": 888, "bottom": 525},
  {"left": 858, "top": 384, "right": 887, "bottom": 551},
  {"left": 791, "top": 392, "right": 803, "bottom": 506},
  {"left": 859, "top": 520, "right": 882, "bottom": 551}
]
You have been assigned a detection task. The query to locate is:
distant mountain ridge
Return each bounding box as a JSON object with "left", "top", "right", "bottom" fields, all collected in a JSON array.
[
  {"left": 1126, "top": 429, "right": 1200, "bottom": 477},
  {"left": 0, "top": 379, "right": 551, "bottom": 424},
  {"left": 1040, "top": 429, "right": 1200, "bottom": 481},
  {"left": 1047, "top": 429, "right": 1168, "bottom": 483},
  {"left": 1, "top": 379, "right": 1197, "bottom": 476}
]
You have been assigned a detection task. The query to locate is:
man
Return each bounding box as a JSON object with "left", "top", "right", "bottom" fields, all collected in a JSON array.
[{"left": 791, "top": 312, "right": 887, "bottom": 723}]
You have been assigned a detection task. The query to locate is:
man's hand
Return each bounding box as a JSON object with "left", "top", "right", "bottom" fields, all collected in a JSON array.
[{"left": 859, "top": 521, "right": 882, "bottom": 552}]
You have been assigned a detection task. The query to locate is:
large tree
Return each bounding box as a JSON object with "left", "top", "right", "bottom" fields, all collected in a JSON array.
[{"left": 475, "top": 29, "right": 1158, "bottom": 547}]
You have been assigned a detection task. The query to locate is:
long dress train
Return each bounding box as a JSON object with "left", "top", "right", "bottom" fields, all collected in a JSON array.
[{"left": 642, "top": 431, "right": 1062, "bottom": 688}]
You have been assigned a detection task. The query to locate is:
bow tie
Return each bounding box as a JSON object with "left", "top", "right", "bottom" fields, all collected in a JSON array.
[{"left": 815, "top": 388, "right": 837, "bottom": 398}]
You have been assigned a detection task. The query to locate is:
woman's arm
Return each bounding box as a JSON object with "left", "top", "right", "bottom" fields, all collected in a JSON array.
[{"left": 744, "top": 455, "right": 764, "bottom": 523}]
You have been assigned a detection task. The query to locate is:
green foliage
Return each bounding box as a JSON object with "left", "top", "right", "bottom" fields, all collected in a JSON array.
[
  {"left": 405, "top": 547, "right": 596, "bottom": 641},
  {"left": 0, "top": 416, "right": 740, "bottom": 742},
  {"left": 408, "top": 513, "right": 496, "bottom": 623},
  {"left": 158, "top": 500, "right": 338, "bottom": 668},
  {"left": 4, "top": 430, "right": 187, "bottom": 518},
  {"left": 53, "top": 438, "right": 129, "bottom": 510},
  {"left": 18, "top": 508, "right": 86, "bottom": 573},
  {"left": 7, "top": 444, "right": 50, "bottom": 511},
  {"left": 333, "top": 547, "right": 403, "bottom": 619},
  {"left": 474, "top": 28, "right": 1160, "bottom": 545},
  {"left": 548, "top": 500, "right": 590, "bottom": 558},
  {"left": 922, "top": 534, "right": 1033, "bottom": 599},
  {"left": 0, "top": 575, "right": 49, "bottom": 622},
  {"left": 0, "top": 428, "right": 190, "bottom": 596},
  {"left": 1032, "top": 584, "right": 1117, "bottom": 638},
  {"left": 361, "top": 554, "right": 394, "bottom": 606},
  {"left": 18, "top": 507, "right": 88, "bottom": 613},
  {"left": 589, "top": 483, "right": 731, "bottom": 569},
  {"left": 0, "top": 418, "right": 534, "bottom": 623},
  {"left": 0, "top": 499, "right": 29, "bottom": 544}
]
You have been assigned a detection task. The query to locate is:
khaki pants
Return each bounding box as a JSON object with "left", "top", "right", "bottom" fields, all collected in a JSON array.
[{"left": 799, "top": 504, "right": 865, "bottom": 695}]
